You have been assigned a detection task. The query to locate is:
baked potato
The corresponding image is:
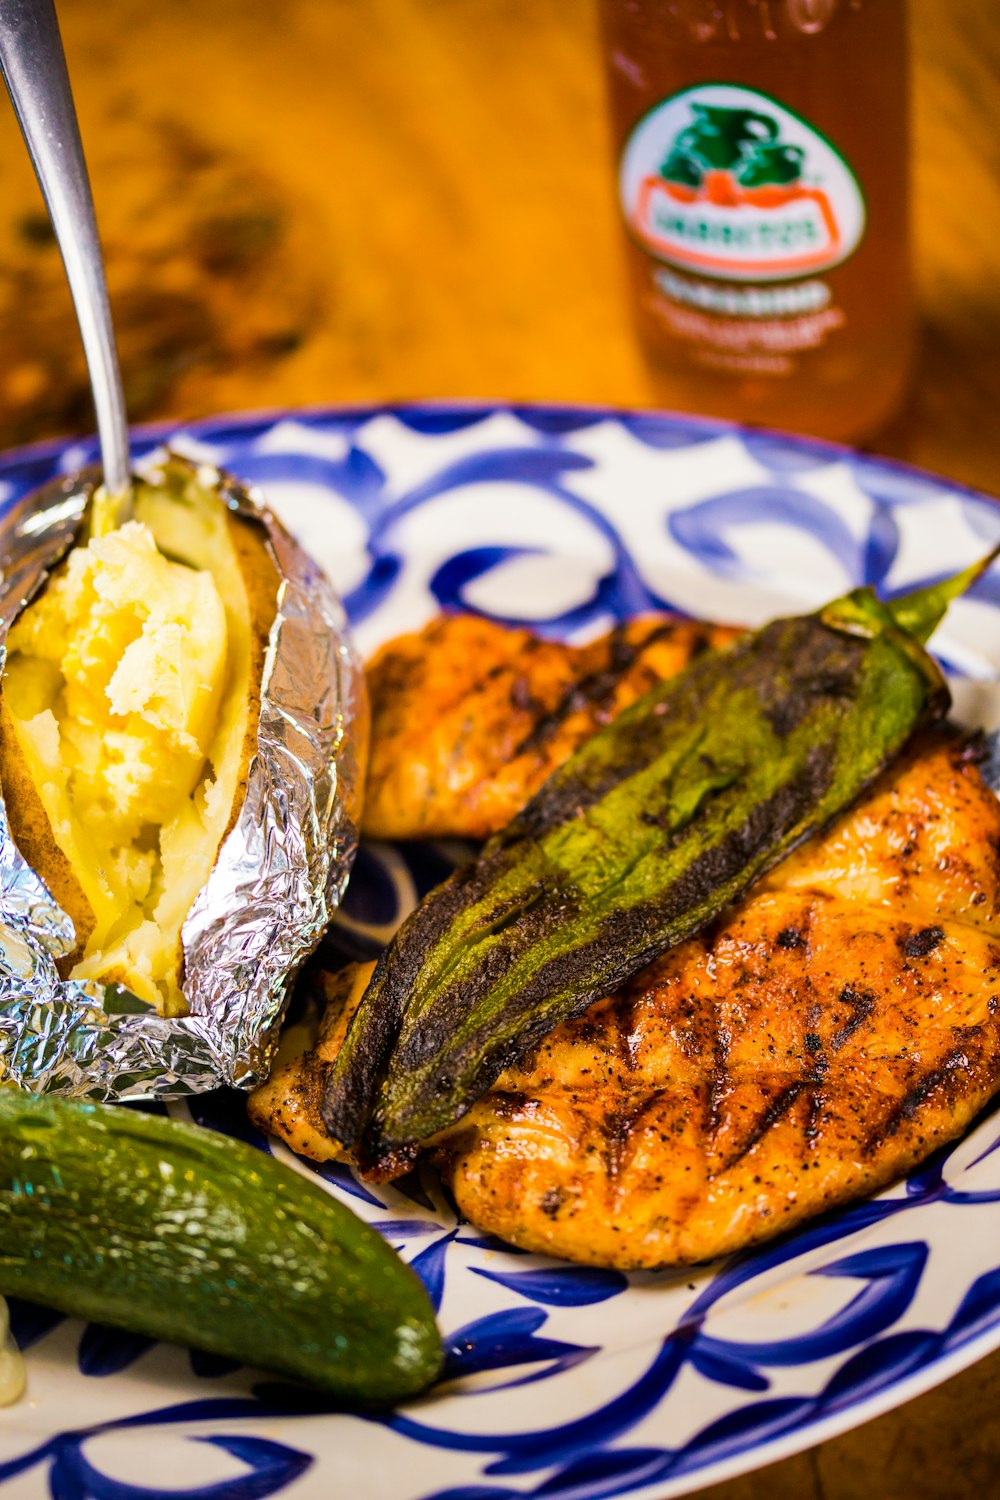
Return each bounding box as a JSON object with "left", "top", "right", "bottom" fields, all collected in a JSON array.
[{"left": 0, "top": 456, "right": 278, "bottom": 1018}]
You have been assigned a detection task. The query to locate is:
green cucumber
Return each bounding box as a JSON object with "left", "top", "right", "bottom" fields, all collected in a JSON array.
[
  {"left": 325, "top": 561, "right": 998, "bottom": 1175},
  {"left": 0, "top": 1092, "right": 441, "bottom": 1401}
]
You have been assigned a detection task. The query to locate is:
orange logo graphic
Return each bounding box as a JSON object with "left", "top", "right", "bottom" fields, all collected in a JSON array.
[{"left": 634, "top": 169, "right": 841, "bottom": 277}]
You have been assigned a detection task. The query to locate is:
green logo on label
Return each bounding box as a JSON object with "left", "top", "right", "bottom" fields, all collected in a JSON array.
[
  {"left": 620, "top": 84, "right": 866, "bottom": 283},
  {"left": 662, "top": 103, "right": 805, "bottom": 188}
]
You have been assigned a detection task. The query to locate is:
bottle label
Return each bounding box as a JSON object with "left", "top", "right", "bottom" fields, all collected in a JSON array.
[{"left": 619, "top": 83, "right": 865, "bottom": 283}]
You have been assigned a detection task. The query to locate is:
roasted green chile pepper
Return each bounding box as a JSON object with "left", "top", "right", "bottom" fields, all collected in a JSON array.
[{"left": 324, "top": 562, "right": 996, "bottom": 1176}]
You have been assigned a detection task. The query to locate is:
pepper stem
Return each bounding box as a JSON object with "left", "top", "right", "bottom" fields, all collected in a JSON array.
[{"left": 885, "top": 542, "right": 1000, "bottom": 644}]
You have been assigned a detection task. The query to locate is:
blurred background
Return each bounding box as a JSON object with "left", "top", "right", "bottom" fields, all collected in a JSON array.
[
  {"left": 0, "top": 2, "right": 998, "bottom": 1496},
  {"left": 0, "top": 0, "right": 998, "bottom": 491}
]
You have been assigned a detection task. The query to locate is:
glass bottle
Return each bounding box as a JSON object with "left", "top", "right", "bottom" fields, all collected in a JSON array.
[{"left": 598, "top": 0, "right": 913, "bottom": 442}]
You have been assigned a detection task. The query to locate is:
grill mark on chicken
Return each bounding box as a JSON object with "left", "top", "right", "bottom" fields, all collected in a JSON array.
[
  {"left": 510, "top": 622, "right": 634, "bottom": 758},
  {"left": 602, "top": 1096, "right": 645, "bottom": 1184},
  {"left": 706, "top": 999, "right": 731, "bottom": 1140},
  {"left": 862, "top": 1045, "right": 973, "bottom": 1156},
  {"left": 512, "top": 620, "right": 701, "bottom": 759},
  {"left": 714, "top": 1081, "right": 805, "bottom": 1175},
  {"left": 830, "top": 986, "right": 877, "bottom": 1050},
  {"left": 900, "top": 925, "right": 945, "bottom": 958},
  {"left": 612, "top": 990, "right": 641, "bottom": 1072}
]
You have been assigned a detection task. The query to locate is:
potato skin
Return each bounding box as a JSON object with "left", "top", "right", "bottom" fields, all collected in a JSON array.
[
  {"left": 0, "top": 693, "right": 94, "bottom": 974},
  {"left": 220, "top": 509, "right": 280, "bottom": 851}
]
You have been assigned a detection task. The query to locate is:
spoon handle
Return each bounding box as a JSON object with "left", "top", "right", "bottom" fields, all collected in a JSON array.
[{"left": 0, "top": 0, "right": 130, "bottom": 503}]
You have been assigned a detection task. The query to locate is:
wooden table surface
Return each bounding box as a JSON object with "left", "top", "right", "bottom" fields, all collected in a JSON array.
[{"left": 1, "top": 1, "right": 998, "bottom": 1495}]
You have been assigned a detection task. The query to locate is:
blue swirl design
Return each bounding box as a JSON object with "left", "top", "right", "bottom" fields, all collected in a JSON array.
[
  {"left": 668, "top": 487, "right": 864, "bottom": 584},
  {"left": 740, "top": 428, "right": 839, "bottom": 473},
  {"left": 7, "top": 1298, "right": 64, "bottom": 1350},
  {"left": 443, "top": 1309, "right": 599, "bottom": 1391},
  {"left": 3, "top": 403, "right": 1000, "bottom": 1500},
  {"left": 469, "top": 1267, "right": 628, "bottom": 1308},
  {"left": 0, "top": 1423, "right": 312, "bottom": 1499}
]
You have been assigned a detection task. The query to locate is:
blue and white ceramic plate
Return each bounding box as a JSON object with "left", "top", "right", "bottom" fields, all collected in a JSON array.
[{"left": 3, "top": 402, "right": 1000, "bottom": 1500}]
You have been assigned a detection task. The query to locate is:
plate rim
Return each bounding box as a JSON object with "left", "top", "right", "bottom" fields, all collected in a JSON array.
[{"left": 0, "top": 396, "right": 997, "bottom": 518}]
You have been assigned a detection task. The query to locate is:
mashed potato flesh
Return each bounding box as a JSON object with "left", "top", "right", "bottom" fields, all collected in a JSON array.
[
  {"left": 2, "top": 479, "right": 252, "bottom": 1016},
  {"left": 13, "top": 523, "right": 228, "bottom": 841}
]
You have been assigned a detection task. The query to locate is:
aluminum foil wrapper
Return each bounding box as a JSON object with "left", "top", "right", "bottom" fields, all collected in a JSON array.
[{"left": 0, "top": 452, "right": 367, "bottom": 1099}]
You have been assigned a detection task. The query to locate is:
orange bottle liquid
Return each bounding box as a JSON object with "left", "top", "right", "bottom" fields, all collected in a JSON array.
[{"left": 598, "top": 0, "right": 913, "bottom": 443}]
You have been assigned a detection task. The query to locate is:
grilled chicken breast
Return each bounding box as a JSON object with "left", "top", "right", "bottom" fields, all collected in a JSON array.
[
  {"left": 250, "top": 731, "right": 1000, "bottom": 1269},
  {"left": 363, "top": 613, "right": 739, "bottom": 840}
]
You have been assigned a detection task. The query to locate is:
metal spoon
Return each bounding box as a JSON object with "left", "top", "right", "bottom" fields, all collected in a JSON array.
[{"left": 0, "top": 0, "right": 131, "bottom": 517}]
